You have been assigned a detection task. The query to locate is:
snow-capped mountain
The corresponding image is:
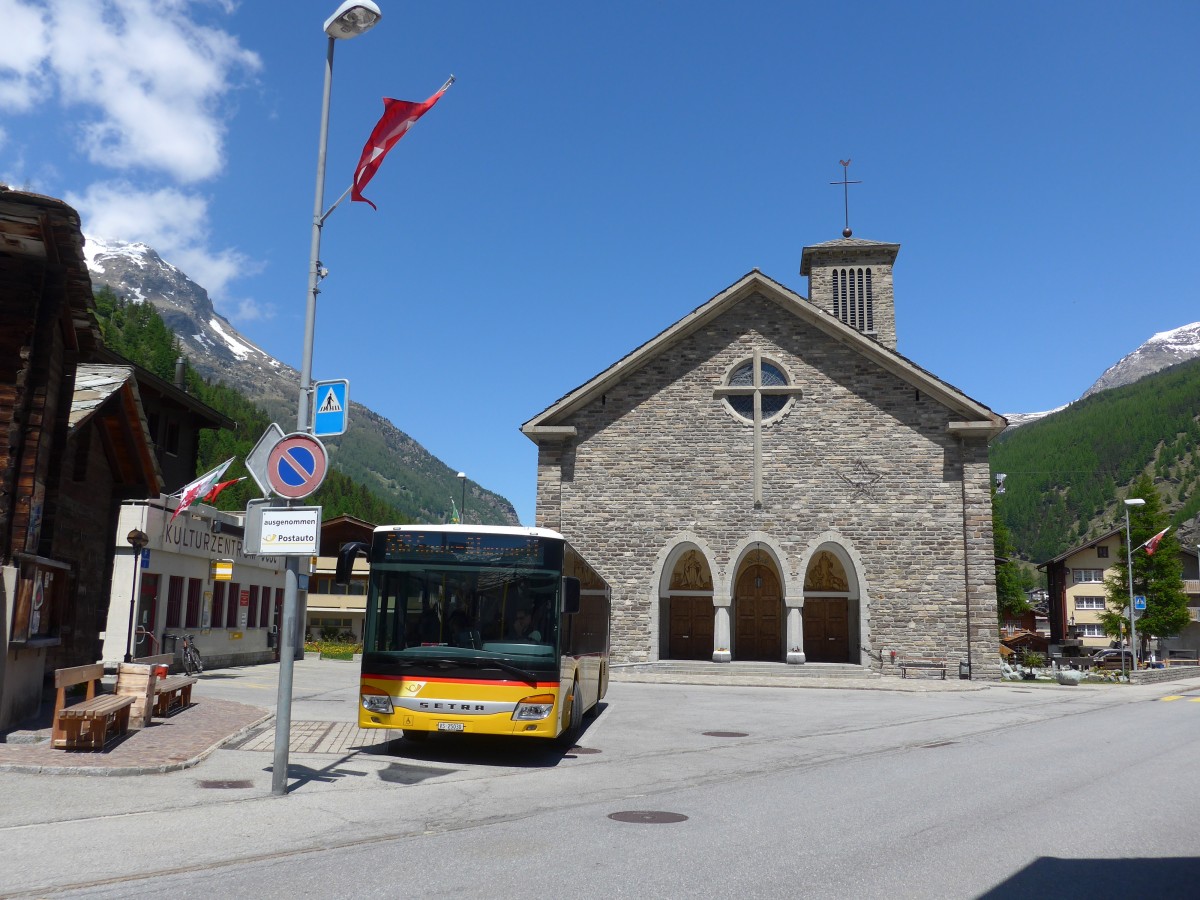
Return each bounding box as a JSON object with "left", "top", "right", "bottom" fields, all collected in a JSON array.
[
  {"left": 84, "top": 236, "right": 518, "bottom": 525},
  {"left": 85, "top": 237, "right": 288, "bottom": 389},
  {"left": 1003, "top": 322, "right": 1200, "bottom": 429},
  {"left": 1082, "top": 322, "right": 1200, "bottom": 399}
]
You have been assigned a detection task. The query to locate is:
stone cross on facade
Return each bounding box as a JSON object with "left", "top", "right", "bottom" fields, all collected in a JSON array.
[{"left": 713, "top": 348, "right": 804, "bottom": 506}]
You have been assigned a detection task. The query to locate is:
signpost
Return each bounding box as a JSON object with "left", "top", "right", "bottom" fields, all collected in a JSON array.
[{"left": 312, "top": 379, "right": 349, "bottom": 437}]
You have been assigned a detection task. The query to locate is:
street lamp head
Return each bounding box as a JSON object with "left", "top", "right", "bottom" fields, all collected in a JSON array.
[
  {"left": 457, "top": 472, "right": 466, "bottom": 480},
  {"left": 324, "top": 1, "right": 382, "bottom": 39},
  {"left": 1124, "top": 498, "right": 1146, "bottom": 507}
]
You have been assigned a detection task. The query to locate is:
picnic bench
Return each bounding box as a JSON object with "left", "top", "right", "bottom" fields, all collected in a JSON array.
[
  {"left": 130, "top": 652, "right": 198, "bottom": 717},
  {"left": 899, "top": 660, "right": 947, "bottom": 679},
  {"left": 52, "top": 664, "right": 135, "bottom": 750}
]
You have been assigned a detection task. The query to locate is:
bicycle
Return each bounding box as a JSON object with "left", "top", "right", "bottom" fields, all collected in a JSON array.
[{"left": 180, "top": 633, "right": 204, "bottom": 675}]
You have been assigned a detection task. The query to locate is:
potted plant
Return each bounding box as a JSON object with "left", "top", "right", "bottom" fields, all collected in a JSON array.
[{"left": 1020, "top": 648, "right": 1045, "bottom": 680}]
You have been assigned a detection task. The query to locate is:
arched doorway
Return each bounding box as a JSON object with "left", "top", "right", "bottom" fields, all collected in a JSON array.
[
  {"left": 735, "top": 550, "right": 782, "bottom": 661},
  {"left": 664, "top": 549, "right": 714, "bottom": 660},
  {"left": 802, "top": 550, "right": 852, "bottom": 663}
]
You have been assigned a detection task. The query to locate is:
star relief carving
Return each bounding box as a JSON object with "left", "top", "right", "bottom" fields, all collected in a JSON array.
[{"left": 838, "top": 460, "right": 882, "bottom": 498}]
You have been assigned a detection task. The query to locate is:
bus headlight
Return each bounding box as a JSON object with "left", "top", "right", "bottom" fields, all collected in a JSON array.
[
  {"left": 361, "top": 690, "right": 394, "bottom": 715},
  {"left": 512, "top": 693, "right": 555, "bottom": 721}
]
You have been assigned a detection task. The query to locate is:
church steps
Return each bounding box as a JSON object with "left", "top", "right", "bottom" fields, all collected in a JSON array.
[{"left": 610, "top": 661, "right": 879, "bottom": 681}]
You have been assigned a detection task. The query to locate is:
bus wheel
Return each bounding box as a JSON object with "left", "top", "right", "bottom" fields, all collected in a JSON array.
[{"left": 403, "top": 730, "right": 430, "bottom": 742}]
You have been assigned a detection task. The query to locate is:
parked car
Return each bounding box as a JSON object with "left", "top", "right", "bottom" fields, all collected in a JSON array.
[{"left": 1091, "top": 648, "right": 1135, "bottom": 667}]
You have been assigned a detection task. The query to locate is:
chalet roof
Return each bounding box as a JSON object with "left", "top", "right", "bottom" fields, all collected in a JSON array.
[
  {"left": 69, "top": 364, "right": 163, "bottom": 493},
  {"left": 92, "top": 347, "right": 235, "bottom": 431},
  {"left": 523, "top": 269, "right": 1005, "bottom": 439},
  {"left": 1038, "top": 527, "right": 1124, "bottom": 568},
  {"left": 0, "top": 186, "right": 100, "bottom": 353}
]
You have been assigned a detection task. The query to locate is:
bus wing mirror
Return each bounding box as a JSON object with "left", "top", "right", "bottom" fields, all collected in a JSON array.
[
  {"left": 561, "top": 576, "right": 581, "bottom": 615},
  {"left": 335, "top": 541, "right": 369, "bottom": 585}
]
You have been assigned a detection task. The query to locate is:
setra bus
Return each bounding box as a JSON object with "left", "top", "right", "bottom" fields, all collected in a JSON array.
[{"left": 336, "top": 525, "right": 610, "bottom": 742}]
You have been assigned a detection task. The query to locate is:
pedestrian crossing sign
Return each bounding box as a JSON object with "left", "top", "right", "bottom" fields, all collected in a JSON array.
[{"left": 312, "top": 379, "right": 349, "bottom": 436}]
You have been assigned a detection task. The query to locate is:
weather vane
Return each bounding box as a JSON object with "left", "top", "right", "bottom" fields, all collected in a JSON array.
[{"left": 830, "top": 159, "right": 861, "bottom": 238}]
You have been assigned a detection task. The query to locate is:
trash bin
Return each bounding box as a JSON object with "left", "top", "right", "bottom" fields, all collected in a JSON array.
[
  {"left": 161, "top": 633, "right": 177, "bottom": 653},
  {"left": 959, "top": 658, "right": 970, "bottom": 679}
]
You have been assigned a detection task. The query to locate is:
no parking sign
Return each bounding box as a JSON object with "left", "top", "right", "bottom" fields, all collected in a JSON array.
[{"left": 265, "top": 433, "right": 328, "bottom": 500}]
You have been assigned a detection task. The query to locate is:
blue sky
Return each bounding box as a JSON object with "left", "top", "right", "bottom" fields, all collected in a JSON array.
[{"left": 3, "top": 1, "right": 1198, "bottom": 526}]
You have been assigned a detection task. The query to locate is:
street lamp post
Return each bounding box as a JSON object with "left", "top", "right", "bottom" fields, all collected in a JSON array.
[
  {"left": 123, "top": 529, "right": 150, "bottom": 663},
  {"left": 273, "top": 0, "right": 382, "bottom": 798},
  {"left": 457, "top": 472, "right": 466, "bottom": 524},
  {"left": 1124, "top": 497, "right": 1146, "bottom": 677}
]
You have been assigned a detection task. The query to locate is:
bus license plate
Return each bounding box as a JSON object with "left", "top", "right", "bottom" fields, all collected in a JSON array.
[{"left": 437, "top": 722, "right": 464, "bottom": 732}]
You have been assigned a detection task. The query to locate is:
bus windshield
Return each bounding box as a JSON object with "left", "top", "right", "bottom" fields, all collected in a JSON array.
[{"left": 365, "top": 564, "right": 559, "bottom": 660}]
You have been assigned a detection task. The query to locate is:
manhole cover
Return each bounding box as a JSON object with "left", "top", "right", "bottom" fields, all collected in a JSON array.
[
  {"left": 197, "top": 780, "right": 253, "bottom": 789},
  {"left": 702, "top": 731, "right": 748, "bottom": 738},
  {"left": 567, "top": 746, "right": 601, "bottom": 755},
  {"left": 609, "top": 810, "right": 689, "bottom": 824}
]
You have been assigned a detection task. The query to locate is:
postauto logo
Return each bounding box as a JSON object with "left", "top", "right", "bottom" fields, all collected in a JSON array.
[{"left": 263, "top": 532, "right": 316, "bottom": 545}]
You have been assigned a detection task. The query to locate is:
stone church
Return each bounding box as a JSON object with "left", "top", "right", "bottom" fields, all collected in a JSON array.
[{"left": 522, "top": 234, "right": 1006, "bottom": 677}]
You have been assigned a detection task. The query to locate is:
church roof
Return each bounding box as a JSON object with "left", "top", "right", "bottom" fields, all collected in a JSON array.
[{"left": 522, "top": 269, "right": 1005, "bottom": 439}]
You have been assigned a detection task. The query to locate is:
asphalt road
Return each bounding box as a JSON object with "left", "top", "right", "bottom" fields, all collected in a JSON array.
[{"left": 2, "top": 660, "right": 1199, "bottom": 899}]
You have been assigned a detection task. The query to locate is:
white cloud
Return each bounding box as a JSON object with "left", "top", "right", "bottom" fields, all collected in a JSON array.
[
  {"left": 0, "top": 0, "right": 260, "bottom": 181},
  {"left": 68, "top": 180, "right": 269, "bottom": 322},
  {"left": 0, "top": 0, "right": 53, "bottom": 110}
]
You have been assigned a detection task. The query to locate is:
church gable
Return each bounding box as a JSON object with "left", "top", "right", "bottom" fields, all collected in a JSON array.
[
  {"left": 523, "top": 270, "right": 1002, "bottom": 441},
  {"left": 552, "top": 291, "right": 972, "bottom": 510}
]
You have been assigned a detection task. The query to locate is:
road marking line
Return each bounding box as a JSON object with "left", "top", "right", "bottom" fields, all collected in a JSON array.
[{"left": 1160, "top": 696, "right": 1182, "bottom": 701}]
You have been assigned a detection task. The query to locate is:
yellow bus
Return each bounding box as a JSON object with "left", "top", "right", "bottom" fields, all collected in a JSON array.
[{"left": 337, "top": 525, "right": 610, "bottom": 743}]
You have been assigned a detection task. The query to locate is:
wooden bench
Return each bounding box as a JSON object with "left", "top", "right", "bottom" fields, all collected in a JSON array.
[
  {"left": 52, "top": 664, "right": 135, "bottom": 750},
  {"left": 899, "top": 660, "right": 947, "bottom": 679},
  {"left": 131, "top": 652, "right": 199, "bottom": 717}
]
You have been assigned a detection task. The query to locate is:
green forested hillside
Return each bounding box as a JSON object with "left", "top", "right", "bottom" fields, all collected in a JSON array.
[
  {"left": 991, "top": 356, "right": 1200, "bottom": 562},
  {"left": 94, "top": 288, "right": 412, "bottom": 524}
]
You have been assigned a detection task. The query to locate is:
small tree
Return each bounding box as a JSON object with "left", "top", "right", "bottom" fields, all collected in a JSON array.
[
  {"left": 993, "top": 491, "right": 1030, "bottom": 623},
  {"left": 1102, "top": 475, "right": 1191, "bottom": 653}
]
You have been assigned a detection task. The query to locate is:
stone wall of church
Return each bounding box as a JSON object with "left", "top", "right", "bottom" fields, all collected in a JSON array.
[{"left": 534, "top": 291, "right": 1001, "bottom": 676}]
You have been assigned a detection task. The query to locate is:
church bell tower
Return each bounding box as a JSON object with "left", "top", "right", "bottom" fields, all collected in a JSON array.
[{"left": 800, "top": 237, "right": 900, "bottom": 351}]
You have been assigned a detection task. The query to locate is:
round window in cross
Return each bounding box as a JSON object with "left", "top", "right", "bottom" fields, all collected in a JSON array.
[{"left": 720, "top": 357, "right": 799, "bottom": 423}]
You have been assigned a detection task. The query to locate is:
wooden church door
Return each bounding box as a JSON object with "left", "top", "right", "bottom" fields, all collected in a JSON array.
[{"left": 735, "top": 564, "right": 782, "bottom": 661}]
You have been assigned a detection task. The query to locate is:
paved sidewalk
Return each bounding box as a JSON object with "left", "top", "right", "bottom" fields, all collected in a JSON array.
[{"left": 0, "top": 697, "right": 269, "bottom": 776}]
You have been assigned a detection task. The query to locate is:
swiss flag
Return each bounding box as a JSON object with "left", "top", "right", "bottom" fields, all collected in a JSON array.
[
  {"left": 351, "top": 76, "right": 454, "bottom": 210},
  {"left": 1144, "top": 527, "right": 1170, "bottom": 556}
]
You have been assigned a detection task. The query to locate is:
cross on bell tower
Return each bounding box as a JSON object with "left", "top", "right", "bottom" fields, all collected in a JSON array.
[{"left": 831, "top": 159, "right": 861, "bottom": 238}]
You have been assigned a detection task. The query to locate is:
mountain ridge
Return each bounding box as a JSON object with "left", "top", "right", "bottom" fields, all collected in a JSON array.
[
  {"left": 1002, "top": 321, "right": 1200, "bottom": 427},
  {"left": 84, "top": 236, "right": 519, "bottom": 526}
]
